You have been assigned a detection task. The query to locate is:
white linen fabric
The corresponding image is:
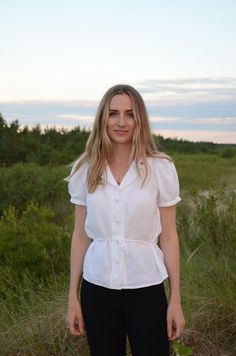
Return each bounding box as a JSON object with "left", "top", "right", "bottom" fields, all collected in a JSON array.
[{"left": 68, "top": 156, "right": 181, "bottom": 290}]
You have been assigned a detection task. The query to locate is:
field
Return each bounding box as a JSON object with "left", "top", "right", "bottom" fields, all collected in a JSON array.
[{"left": 0, "top": 143, "right": 235, "bottom": 355}]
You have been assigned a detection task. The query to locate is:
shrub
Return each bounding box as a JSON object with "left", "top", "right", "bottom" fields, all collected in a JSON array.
[{"left": 0, "top": 203, "right": 71, "bottom": 293}]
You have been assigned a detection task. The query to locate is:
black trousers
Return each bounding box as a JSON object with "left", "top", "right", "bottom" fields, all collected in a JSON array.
[{"left": 80, "top": 278, "right": 170, "bottom": 356}]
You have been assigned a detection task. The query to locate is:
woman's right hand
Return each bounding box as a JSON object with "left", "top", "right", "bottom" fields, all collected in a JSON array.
[{"left": 66, "top": 298, "right": 85, "bottom": 336}]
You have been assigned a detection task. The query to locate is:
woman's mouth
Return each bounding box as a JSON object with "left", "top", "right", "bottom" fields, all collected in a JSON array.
[{"left": 114, "top": 130, "right": 128, "bottom": 136}]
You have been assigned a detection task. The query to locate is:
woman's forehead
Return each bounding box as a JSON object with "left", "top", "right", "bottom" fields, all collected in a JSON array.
[{"left": 109, "top": 93, "right": 132, "bottom": 110}]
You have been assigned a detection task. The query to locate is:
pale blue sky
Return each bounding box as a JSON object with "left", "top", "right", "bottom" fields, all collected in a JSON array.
[{"left": 1, "top": 0, "right": 236, "bottom": 142}]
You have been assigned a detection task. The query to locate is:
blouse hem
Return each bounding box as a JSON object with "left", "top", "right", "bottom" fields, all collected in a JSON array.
[
  {"left": 70, "top": 198, "right": 86, "bottom": 206},
  {"left": 82, "top": 274, "right": 169, "bottom": 290},
  {"left": 158, "top": 196, "right": 181, "bottom": 207}
]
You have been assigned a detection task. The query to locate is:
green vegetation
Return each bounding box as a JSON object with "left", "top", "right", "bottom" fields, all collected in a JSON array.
[
  {"left": 0, "top": 113, "right": 89, "bottom": 166},
  {"left": 0, "top": 114, "right": 236, "bottom": 355}
]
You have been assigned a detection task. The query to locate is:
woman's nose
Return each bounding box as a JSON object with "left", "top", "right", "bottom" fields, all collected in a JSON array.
[{"left": 117, "top": 114, "right": 126, "bottom": 126}]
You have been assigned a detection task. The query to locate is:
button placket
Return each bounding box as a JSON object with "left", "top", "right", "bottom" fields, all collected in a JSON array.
[
  {"left": 110, "top": 188, "right": 125, "bottom": 288},
  {"left": 110, "top": 239, "right": 120, "bottom": 287},
  {"left": 111, "top": 189, "right": 124, "bottom": 238}
]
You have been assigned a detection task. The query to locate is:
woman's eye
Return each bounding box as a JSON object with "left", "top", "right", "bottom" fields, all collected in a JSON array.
[{"left": 109, "top": 112, "right": 134, "bottom": 118}]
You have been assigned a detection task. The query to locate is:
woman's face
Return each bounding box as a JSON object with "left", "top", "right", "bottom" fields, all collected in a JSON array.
[{"left": 106, "top": 94, "right": 135, "bottom": 145}]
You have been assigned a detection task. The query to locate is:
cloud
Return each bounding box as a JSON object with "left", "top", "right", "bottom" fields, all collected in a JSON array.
[
  {"left": 153, "top": 129, "right": 236, "bottom": 144},
  {"left": 57, "top": 114, "right": 94, "bottom": 122},
  {"left": 136, "top": 77, "right": 236, "bottom": 98},
  {"left": 147, "top": 99, "right": 236, "bottom": 119},
  {"left": 1, "top": 97, "right": 236, "bottom": 121},
  {"left": 149, "top": 116, "right": 183, "bottom": 123},
  {"left": 1, "top": 77, "right": 236, "bottom": 143},
  {"left": 150, "top": 116, "right": 236, "bottom": 126},
  {"left": 196, "top": 117, "right": 236, "bottom": 125},
  {"left": 2, "top": 112, "right": 94, "bottom": 129}
]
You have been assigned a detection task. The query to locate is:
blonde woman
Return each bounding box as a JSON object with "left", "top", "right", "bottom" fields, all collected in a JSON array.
[{"left": 66, "top": 84, "right": 185, "bottom": 356}]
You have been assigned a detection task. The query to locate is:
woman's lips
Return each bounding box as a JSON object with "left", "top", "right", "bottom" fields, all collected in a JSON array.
[{"left": 114, "top": 130, "right": 128, "bottom": 136}]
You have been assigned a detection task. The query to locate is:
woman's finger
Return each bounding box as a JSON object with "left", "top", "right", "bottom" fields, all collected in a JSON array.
[
  {"left": 78, "top": 316, "right": 85, "bottom": 334},
  {"left": 175, "top": 321, "right": 185, "bottom": 339},
  {"left": 167, "top": 316, "right": 173, "bottom": 339},
  {"left": 71, "top": 322, "right": 81, "bottom": 336},
  {"left": 71, "top": 316, "right": 85, "bottom": 336}
]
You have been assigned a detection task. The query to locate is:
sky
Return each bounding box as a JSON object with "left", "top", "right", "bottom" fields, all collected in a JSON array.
[{"left": 0, "top": 0, "right": 236, "bottom": 143}]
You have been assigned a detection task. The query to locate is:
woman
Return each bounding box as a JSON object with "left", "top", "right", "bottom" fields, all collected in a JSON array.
[{"left": 66, "top": 84, "right": 185, "bottom": 356}]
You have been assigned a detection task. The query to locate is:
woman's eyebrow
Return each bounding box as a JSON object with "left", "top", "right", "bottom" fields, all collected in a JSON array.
[{"left": 109, "top": 109, "right": 133, "bottom": 112}]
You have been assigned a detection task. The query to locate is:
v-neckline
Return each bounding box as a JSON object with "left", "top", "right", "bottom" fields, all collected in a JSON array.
[{"left": 107, "top": 160, "right": 135, "bottom": 187}]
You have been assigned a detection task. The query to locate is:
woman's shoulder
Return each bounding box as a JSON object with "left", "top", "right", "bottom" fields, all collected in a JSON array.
[
  {"left": 149, "top": 155, "right": 175, "bottom": 172},
  {"left": 68, "top": 159, "right": 89, "bottom": 205},
  {"left": 69, "top": 158, "right": 89, "bottom": 177},
  {"left": 149, "top": 155, "right": 180, "bottom": 185},
  {"left": 149, "top": 156, "right": 181, "bottom": 206}
]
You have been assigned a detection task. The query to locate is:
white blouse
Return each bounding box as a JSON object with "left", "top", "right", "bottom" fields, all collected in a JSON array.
[{"left": 68, "top": 156, "right": 181, "bottom": 290}]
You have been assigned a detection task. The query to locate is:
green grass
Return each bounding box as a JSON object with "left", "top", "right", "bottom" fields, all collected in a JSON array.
[{"left": 174, "top": 153, "right": 236, "bottom": 194}]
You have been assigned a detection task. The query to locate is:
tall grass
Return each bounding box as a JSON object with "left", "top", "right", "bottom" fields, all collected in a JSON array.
[
  {"left": 0, "top": 273, "right": 90, "bottom": 355},
  {"left": 177, "top": 190, "right": 236, "bottom": 355}
]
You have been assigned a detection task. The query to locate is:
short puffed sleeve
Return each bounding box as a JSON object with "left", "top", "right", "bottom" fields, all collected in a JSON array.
[
  {"left": 68, "top": 160, "right": 88, "bottom": 206},
  {"left": 154, "top": 158, "right": 181, "bottom": 207}
]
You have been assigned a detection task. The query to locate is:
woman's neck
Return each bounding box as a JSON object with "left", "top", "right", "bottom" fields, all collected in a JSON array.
[{"left": 109, "top": 143, "right": 133, "bottom": 164}]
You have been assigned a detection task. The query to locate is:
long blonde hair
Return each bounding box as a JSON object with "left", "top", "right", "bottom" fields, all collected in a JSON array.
[{"left": 70, "top": 84, "right": 170, "bottom": 193}]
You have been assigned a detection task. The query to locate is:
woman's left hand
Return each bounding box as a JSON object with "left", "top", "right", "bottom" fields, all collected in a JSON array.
[{"left": 167, "top": 299, "right": 185, "bottom": 341}]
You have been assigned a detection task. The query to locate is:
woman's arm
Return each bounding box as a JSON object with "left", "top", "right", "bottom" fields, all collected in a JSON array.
[
  {"left": 159, "top": 205, "right": 181, "bottom": 302},
  {"left": 66, "top": 205, "right": 92, "bottom": 336},
  {"left": 159, "top": 205, "right": 185, "bottom": 341},
  {"left": 69, "top": 205, "right": 91, "bottom": 300}
]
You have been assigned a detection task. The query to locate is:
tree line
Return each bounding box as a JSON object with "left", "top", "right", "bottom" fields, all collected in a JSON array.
[{"left": 0, "top": 113, "right": 235, "bottom": 166}]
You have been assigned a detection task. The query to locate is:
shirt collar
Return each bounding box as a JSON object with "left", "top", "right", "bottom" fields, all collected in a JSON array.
[{"left": 103, "top": 157, "right": 152, "bottom": 190}]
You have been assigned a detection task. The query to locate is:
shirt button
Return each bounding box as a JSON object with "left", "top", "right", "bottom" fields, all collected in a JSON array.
[
  {"left": 116, "top": 220, "right": 121, "bottom": 224},
  {"left": 115, "top": 198, "right": 120, "bottom": 202}
]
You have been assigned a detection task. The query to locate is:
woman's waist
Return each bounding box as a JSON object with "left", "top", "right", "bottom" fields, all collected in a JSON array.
[{"left": 90, "top": 237, "right": 158, "bottom": 247}]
